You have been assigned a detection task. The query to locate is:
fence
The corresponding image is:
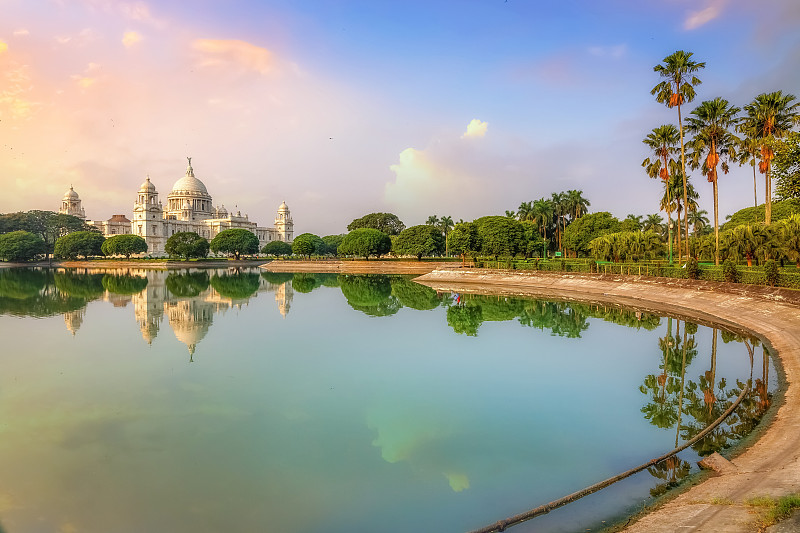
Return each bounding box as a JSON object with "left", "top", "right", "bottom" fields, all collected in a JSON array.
[{"left": 470, "top": 258, "right": 800, "bottom": 290}]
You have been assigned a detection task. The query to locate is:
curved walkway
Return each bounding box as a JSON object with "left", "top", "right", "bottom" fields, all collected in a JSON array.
[{"left": 414, "top": 268, "right": 800, "bottom": 533}]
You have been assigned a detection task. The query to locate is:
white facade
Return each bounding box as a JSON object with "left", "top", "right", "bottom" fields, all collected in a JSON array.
[{"left": 76, "top": 158, "right": 293, "bottom": 255}]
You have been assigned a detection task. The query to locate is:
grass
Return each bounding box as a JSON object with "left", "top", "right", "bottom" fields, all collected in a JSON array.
[
  {"left": 709, "top": 496, "right": 734, "bottom": 505},
  {"left": 747, "top": 494, "right": 800, "bottom": 531}
]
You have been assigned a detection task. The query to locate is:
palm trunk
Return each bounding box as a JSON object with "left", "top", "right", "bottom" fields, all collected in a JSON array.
[
  {"left": 712, "top": 141, "right": 720, "bottom": 266},
  {"left": 677, "top": 102, "right": 690, "bottom": 261},
  {"left": 753, "top": 161, "right": 758, "bottom": 208},
  {"left": 676, "top": 208, "right": 683, "bottom": 264},
  {"left": 765, "top": 164, "right": 772, "bottom": 224}
]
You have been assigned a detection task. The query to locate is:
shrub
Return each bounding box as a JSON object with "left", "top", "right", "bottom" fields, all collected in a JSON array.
[
  {"left": 764, "top": 259, "right": 779, "bottom": 287},
  {"left": 723, "top": 258, "right": 739, "bottom": 283},
  {"left": 686, "top": 257, "right": 700, "bottom": 280}
]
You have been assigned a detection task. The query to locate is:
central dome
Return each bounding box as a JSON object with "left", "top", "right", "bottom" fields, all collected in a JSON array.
[{"left": 171, "top": 160, "right": 209, "bottom": 195}]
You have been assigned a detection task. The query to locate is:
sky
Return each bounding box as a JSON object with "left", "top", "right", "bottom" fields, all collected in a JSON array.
[{"left": 1, "top": 0, "right": 799, "bottom": 236}]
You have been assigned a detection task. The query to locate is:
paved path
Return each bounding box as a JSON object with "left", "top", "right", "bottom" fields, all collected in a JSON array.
[{"left": 415, "top": 269, "right": 800, "bottom": 533}]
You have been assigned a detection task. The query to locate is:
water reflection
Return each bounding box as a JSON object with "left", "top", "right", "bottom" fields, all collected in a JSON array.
[{"left": 0, "top": 267, "right": 780, "bottom": 533}]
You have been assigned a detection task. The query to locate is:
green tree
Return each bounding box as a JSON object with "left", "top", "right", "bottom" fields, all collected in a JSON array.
[
  {"left": 425, "top": 215, "right": 439, "bottom": 226},
  {"left": 719, "top": 224, "right": 768, "bottom": 267},
  {"left": 338, "top": 228, "right": 391, "bottom": 260},
  {"left": 474, "top": 216, "right": 524, "bottom": 258},
  {"left": 209, "top": 228, "right": 259, "bottom": 260},
  {"left": 722, "top": 198, "right": 800, "bottom": 228},
  {"left": 392, "top": 225, "right": 445, "bottom": 260},
  {"left": 347, "top": 213, "right": 405, "bottom": 235},
  {"left": 686, "top": 97, "right": 741, "bottom": 264},
  {"left": 653, "top": 50, "right": 705, "bottom": 261},
  {"left": 102, "top": 274, "right": 148, "bottom": 295},
  {"left": 438, "top": 215, "right": 454, "bottom": 256},
  {"left": 210, "top": 272, "right": 261, "bottom": 299},
  {"left": 780, "top": 214, "right": 800, "bottom": 267},
  {"left": 390, "top": 277, "right": 441, "bottom": 310},
  {"left": 101, "top": 234, "right": 148, "bottom": 259},
  {"left": 165, "top": 232, "right": 210, "bottom": 260},
  {"left": 447, "top": 304, "right": 482, "bottom": 336},
  {"left": 261, "top": 240, "right": 292, "bottom": 256},
  {"left": 687, "top": 209, "right": 710, "bottom": 237},
  {"left": 563, "top": 212, "right": 621, "bottom": 257},
  {"left": 291, "top": 233, "right": 324, "bottom": 258},
  {"left": 644, "top": 213, "right": 664, "bottom": 234},
  {"left": 741, "top": 91, "right": 800, "bottom": 224},
  {"left": 54, "top": 231, "right": 105, "bottom": 259},
  {"left": 292, "top": 273, "right": 324, "bottom": 293},
  {"left": 621, "top": 214, "right": 643, "bottom": 232},
  {"left": 447, "top": 222, "right": 479, "bottom": 259},
  {"left": 774, "top": 131, "right": 800, "bottom": 200},
  {"left": 531, "top": 198, "right": 555, "bottom": 242},
  {"left": 321, "top": 234, "right": 345, "bottom": 256},
  {"left": 0, "top": 231, "right": 46, "bottom": 262},
  {"left": 54, "top": 271, "right": 106, "bottom": 298}
]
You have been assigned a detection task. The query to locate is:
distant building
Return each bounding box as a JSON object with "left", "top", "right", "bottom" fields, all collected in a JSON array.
[{"left": 63, "top": 158, "right": 293, "bottom": 255}]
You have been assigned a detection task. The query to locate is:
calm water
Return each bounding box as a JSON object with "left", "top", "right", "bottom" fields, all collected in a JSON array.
[{"left": 0, "top": 267, "right": 777, "bottom": 533}]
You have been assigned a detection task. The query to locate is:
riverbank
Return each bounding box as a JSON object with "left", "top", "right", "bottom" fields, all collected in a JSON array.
[
  {"left": 414, "top": 268, "right": 800, "bottom": 533},
  {"left": 0, "top": 259, "right": 270, "bottom": 270},
  {"left": 261, "top": 259, "right": 456, "bottom": 274}
]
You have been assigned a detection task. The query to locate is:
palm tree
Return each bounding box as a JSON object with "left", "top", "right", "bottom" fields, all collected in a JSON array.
[
  {"left": 531, "top": 198, "right": 554, "bottom": 242},
  {"left": 661, "top": 173, "right": 698, "bottom": 263},
  {"left": 505, "top": 210, "right": 516, "bottom": 218},
  {"left": 551, "top": 192, "right": 567, "bottom": 255},
  {"left": 643, "top": 124, "right": 681, "bottom": 262},
  {"left": 687, "top": 209, "right": 710, "bottom": 237},
  {"left": 720, "top": 224, "right": 767, "bottom": 267},
  {"left": 781, "top": 214, "right": 800, "bottom": 268},
  {"left": 736, "top": 135, "right": 761, "bottom": 208},
  {"left": 624, "top": 214, "right": 643, "bottom": 232},
  {"left": 685, "top": 97, "right": 741, "bottom": 265},
  {"left": 438, "top": 215, "right": 454, "bottom": 256},
  {"left": 644, "top": 213, "right": 664, "bottom": 234},
  {"left": 567, "top": 189, "right": 591, "bottom": 220},
  {"left": 652, "top": 51, "right": 705, "bottom": 261},
  {"left": 741, "top": 91, "right": 800, "bottom": 224},
  {"left": 517, "top": 201, "right": 534, "bottom": 221},
  {"left": 426, "top": 215, "right": 439, "bottom": 226}
]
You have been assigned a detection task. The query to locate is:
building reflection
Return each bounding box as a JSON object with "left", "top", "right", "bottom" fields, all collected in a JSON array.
[{"left": 0, "top": 267, "right": 294, "bottom": 357}]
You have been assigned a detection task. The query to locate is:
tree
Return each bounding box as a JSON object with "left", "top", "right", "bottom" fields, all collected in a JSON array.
[
  {"left": 321, "top": 234, "right": 345, "bottom": 256},
  {"left": 1, "top": 210, "right": 94, "bottom": 260},
  {"left": 338, "top": 274, "right": 399, "bottom": 316},
  {"left": 338, "top": 228, "right": 392, "bottom": 259},
  {"left": 425, "top": 215, "right": 440, "bottom": 226},
  {"left": 474, "top": 216, "right": 524, "bottom": 258},
  {"left": 653, "top": 50, "right": 705, "bottom": 260},
  {"left": 722, "top": 198, "right": 800, "bottom": 229},
  {"left": 165, "top": 232, "right": 210, "bottom": 260},
  {"left": 719, "top": 224, "right": 768, "bottom": 267},
  {"left": 210, "top": 272, "right": 261, "bottom": 299},
  {"left": 741, "top": 91, "right": 800, "bottom": 224},
  {"left": 0, "top": 231, "right": 46, "bottom": 262},
  {"left": 686, "top": 97, "right": 741, "bottom": 264},
  {"left": 687, "top": 209, "right": 710, "bottom": 237},
  {"left": 54, "top": 231, "right": 105, "bottom": 260},
  {"left": 531, "top": 197, "right": 554, "bottom": 243},
  {"left": 438, "top": 215, "right": 454, "bottom": 256},
  {"left": 347, "top": 213, "right": 405, "bottom": 235},
  {"left": 261, "top": 240, "right": 292, "bottom": 256},
  {"left": 562, "top": 212, "right": 621, "bottom": 257},
  {"left": 644, "top": 213, "right": 664, "bottom": 234},
  {"left": 165, "top": 271, "right": 210, "bottom": 297},
  {"left": 774, "top": 131, "right": 800, "bottom": 200},
  {"left": 621, "top": 214, "right": 643, "bottom": 232},
  {"left": 736, "top": 134, "right": 762, "bottom": 207},
  {"left": 291, "top": 233, "right": 324, "bottom": 258},
  {"left": 101, "top": 234, "right": 148, "bottom": 259},
  {"left": 209, "top": 228, "right": 259, "bottom": 260},
  {"left": 447, "top": 222, "right": 478, "bottom": 260},
  {"left": 643, "top": 124, "right": 681, "bottom": 261},
  {"left": 780, "top": 215, "right": 800, "bottom": 268},
  {"left": 392, "top": 225, "right": 445, "bottom": 260},
  {"left": 566, "top": 189, "right": 591, "bottom": 220}
]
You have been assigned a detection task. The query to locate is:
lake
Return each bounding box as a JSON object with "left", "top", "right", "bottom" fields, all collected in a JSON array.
[{"left": 0, "top": 267, "right": 777, "bottom": 533}]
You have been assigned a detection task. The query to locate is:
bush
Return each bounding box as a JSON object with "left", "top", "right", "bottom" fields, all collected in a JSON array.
[
  {"left": 764, "top": 259, "right": 779, "bottom": 286},
  {"left": 723, "top": 258, "right": 739, "bottom": 283},
  {"left": 686, "top": 257, "right": 700, "bottom": 280}
]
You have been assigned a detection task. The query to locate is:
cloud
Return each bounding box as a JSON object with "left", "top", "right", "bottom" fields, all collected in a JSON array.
[
  {"left": 13, "top": 29, "right": 29, "bottom": 37},
  {"left": 122, "top": 30, "right": 142, "bottom": 48},
  {"left": 192, "top": 39, "right": 274, "bottom": 74},
  {"left": 587, "top": 44, "right": 627, "bottom": 59},
  {"left": 461, "top": 119, "right": 488, "bottom": 139},
  {"left": 684, "top": 0, "right": 727, "bottom": 30},
  {"left": 0, "top": 65, "right": 38, "bottom": 119},
  {"left": 54, "top": 28, "right": 95, "bottom": 47},
  {"left": 0, "top": 41, "right": 7, "bottom": 54}
]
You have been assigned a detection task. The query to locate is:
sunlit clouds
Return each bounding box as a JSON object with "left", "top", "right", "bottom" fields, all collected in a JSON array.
[
  {"left": 122, "top": 30, "right": 142, "bottom": 48},
  {"left": 0, "top": 41, "right": 7, "bottom": 54},
  {"left": 461, "top": 118, "right": 488, "bottom": 139},
  {"left": 684, "top": 0, "right": 727, "bottom": 30},
  {"left": 192, "top": 39, "right": 274, "bottom": 75}
]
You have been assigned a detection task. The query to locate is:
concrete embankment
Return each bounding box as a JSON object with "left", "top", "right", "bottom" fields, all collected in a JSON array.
[{"left": 414, "top": 268, "right": 800, "bottom": 533}]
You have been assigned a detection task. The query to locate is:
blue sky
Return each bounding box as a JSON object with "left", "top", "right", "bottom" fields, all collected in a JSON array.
[{"left": 1, "top": 0, "right": 798, "bottom": 235}]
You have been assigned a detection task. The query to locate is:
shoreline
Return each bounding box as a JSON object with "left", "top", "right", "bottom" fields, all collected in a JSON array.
[{"left": 413, "top": 268, "right": 800, "bottom": 533}]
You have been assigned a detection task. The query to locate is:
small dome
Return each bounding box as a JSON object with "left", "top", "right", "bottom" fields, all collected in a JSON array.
[
  {"left": 139, "top": 176, "right": 156, "bottom": 193},
  {"left": 217, "top": 204, "right": 228, "bottom": 216},
  {"left": 64, "top": 186, "right": 79, "bottom": 200},
  {"left": 278, "top": 201, "right": 289, "bottom": 212}
]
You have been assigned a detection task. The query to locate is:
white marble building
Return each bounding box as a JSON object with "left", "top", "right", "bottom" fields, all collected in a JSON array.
[{"left": 61, "top": 158, "right": 293, "bottom": 255}]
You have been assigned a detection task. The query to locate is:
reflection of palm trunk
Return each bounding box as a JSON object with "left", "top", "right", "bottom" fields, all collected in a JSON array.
[
  {"left": 675, "top": 323, "right": 688, "bottom": 448},
  {"left": 706, "top": 328, "right": 717, "bottom": 413},
  {"left": 763, "top": 346, "right": 769, "bottom": 389}
]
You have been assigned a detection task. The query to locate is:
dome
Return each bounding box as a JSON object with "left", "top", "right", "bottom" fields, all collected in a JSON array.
[
  {"left": 64, "top": 186, "right": 79, "bottom": 200},
  {"left": 139, "top": 176, "right": 156, "bottom": 193},
  {"left": 170, "top": 159, "right": 209, "bottom": 196},
  {"left": 278, "top": 201, "right": 289, "bottom": 212},
  {"left": 217, "top": 204, "right": 228, "bottom": 217}
]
